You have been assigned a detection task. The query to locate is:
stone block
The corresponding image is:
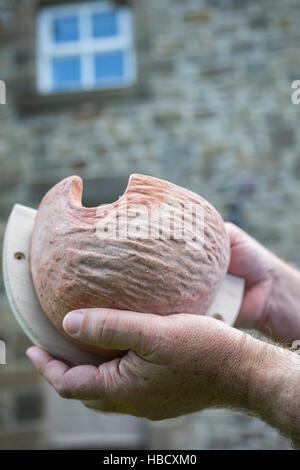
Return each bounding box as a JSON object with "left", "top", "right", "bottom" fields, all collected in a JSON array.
[
  {"left": 15, "top": 390, "right": 44, "bottom": 421},
  {"left": 249, "top": 15, "right": 269, "bottom": 30},
  {"left": 231, "top": 41, "right": 254, "bottom": 55},
  {"left": 154, "top": 110, "right": 182, "bottom": 126},
  {"left": 271, "top": 128, "right": 295, "bottom": 149},
  {"left": 184, "top": 10, "right": 212, "bottom": 24}
]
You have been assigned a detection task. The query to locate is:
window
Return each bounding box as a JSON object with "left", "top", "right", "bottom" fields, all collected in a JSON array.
[{"left": 37, "top": 1, "right": 137, "bottom": 94}]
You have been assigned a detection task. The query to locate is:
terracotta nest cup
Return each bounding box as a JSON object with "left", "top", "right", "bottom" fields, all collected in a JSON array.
[{"left": 30, "top": 174, "right": 230, "bottom": 358}]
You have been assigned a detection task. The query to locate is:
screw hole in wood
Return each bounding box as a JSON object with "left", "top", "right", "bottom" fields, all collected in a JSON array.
[
  {"left": 14, "top": 252, "right": 25, "bottom": 261},
  {"left": 212, "top": 313, "right": 224, "bottom": 322}
]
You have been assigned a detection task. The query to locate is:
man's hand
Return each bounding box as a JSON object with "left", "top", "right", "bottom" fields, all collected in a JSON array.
[
  {"left": 226, "top": 222, "right": 300, "bottom": 341},
  {"left": 27, "top": 308, "right": 300, "bottom": 445},
  {"left": 225, "top": 222, "right": 275, "bottom": 330}
]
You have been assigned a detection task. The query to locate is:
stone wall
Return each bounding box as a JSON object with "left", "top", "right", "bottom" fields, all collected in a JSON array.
[{"left": 0, "top": 0, "right": 299, "bottom": 449}]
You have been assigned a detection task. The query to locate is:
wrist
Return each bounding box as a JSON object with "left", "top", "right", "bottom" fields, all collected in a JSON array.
[
  {"left": 260, "top": 255, "right": 300, "bottom": 341},
  {"left": 246, "top": 339, "right": 300, "bottom": 445}
]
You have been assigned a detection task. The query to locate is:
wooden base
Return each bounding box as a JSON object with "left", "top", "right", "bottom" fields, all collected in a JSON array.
[
  {"left": 3, "top": 204, "right": 245, "bottom": 366},
  {"left": 3, "top": 204, "right": 103, "bottom": 366}
]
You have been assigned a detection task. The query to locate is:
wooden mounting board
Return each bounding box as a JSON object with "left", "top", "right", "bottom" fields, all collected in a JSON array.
[
  {"left": 2, "top": 204, "right": 245, "bottom": 366},
  {"left": 3, "top": 204, "right": 104, "bottom": 366},
  {"left": 206, "top": 272, "right": 245, "bottom": 325}
]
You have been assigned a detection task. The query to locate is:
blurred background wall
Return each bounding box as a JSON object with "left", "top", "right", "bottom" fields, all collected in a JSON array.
[{"left": 0, "top": 0, "right": 299, "bottom": 449}]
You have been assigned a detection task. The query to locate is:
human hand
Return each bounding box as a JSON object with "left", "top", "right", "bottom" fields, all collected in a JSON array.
[
  {"left": 26, "top": 307, "right": 300, "bottom": 447},
  {"left": 225, "top": 222, "right": 275, "bottom": 330},
  {"left": 226, "top": 222, "right": 300, "bottom": 341}
]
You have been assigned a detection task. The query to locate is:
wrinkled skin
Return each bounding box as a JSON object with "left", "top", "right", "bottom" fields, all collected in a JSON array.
[
  {"left": 27, "top": 312, "right": 257, "bottom": 420},
  {"left": 27, "top": 223, "right": 300, "bottom": 446}
]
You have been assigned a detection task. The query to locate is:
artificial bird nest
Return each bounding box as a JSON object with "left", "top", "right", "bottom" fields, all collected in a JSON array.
[{"left": 30, "top": 174, "right": 230, "bottom": 358}]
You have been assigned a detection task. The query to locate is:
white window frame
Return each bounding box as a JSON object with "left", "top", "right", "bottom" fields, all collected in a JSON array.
[{"left": 37, "top": 1, "right": 137, "bottom": 94}]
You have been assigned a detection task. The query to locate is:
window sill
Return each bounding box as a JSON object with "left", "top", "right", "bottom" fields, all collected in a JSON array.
[{"left": 16, "top": 76, "right": 149, "bottom": 114}]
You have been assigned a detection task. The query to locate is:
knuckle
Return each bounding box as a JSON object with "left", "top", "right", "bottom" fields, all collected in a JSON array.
[
  {"left": 39, "top": 358, "right": 55, "bottom": 377},
  {"left": 156, "top": 316, "right": 174, "bottom": 343},
  {"left": 97, "top": 362, "right": 122, "bottom": 398},
  {"left": 151, "top": 322, "right": 166, "bottom": 351},
  {"left": 140, "top": 316, "right": 174, "bottom": 360},
  {"left": 96, "top": 310, "right": 119, "bottom": 347},
  {"left": 155, "top": 314, "right": 193, "bottom": 357},
  {"left": 154, "top": 314, "right": 169, "bottom": 338},
  {"left": 54, "top": 380, "right": 70, "bottom": 399}
]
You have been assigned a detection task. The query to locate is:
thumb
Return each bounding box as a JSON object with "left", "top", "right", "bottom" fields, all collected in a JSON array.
[{"left": 63, "top": 308, "right": 166, "bottom": 358}]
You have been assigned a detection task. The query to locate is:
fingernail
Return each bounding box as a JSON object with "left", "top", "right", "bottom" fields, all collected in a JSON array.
[
  {"left": 26, "top": 347, "right": 34, "bottom": 359},
  {"left": 26, "top": 347, "right": 39, "bottom": 362},
  {"left": 63, "top": 311, "right": 83, "bottom": 336}
]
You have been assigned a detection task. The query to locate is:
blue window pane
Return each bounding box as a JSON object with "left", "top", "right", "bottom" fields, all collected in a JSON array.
[
  {"left": 94, "top": 52, "right": 124, "bottom": 83},
  {"left": 53, "top": 16, "right": 79, "bottom": 42},
  {"left": 92, "top": 11, "right": 118, "bottom": 38},
  {"left": 52, "top": 57, "right": 81, "bottom": 91}
]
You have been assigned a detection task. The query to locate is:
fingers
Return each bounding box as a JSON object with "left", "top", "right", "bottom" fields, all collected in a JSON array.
[
  {"left": 26, "top": 346, "right": 70, "bottom": 386},
  {"left": 225, "top": 221, "right": 265, "bottom": 255},
  {"left": 26, "top": 346, "right": 116, "bottom": 400},
  {"left": 63, "top": 308, "right": 166, "bottom": 359},
  {"left": 224, "top": 222, "right": 246, "bottom": 247}
]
